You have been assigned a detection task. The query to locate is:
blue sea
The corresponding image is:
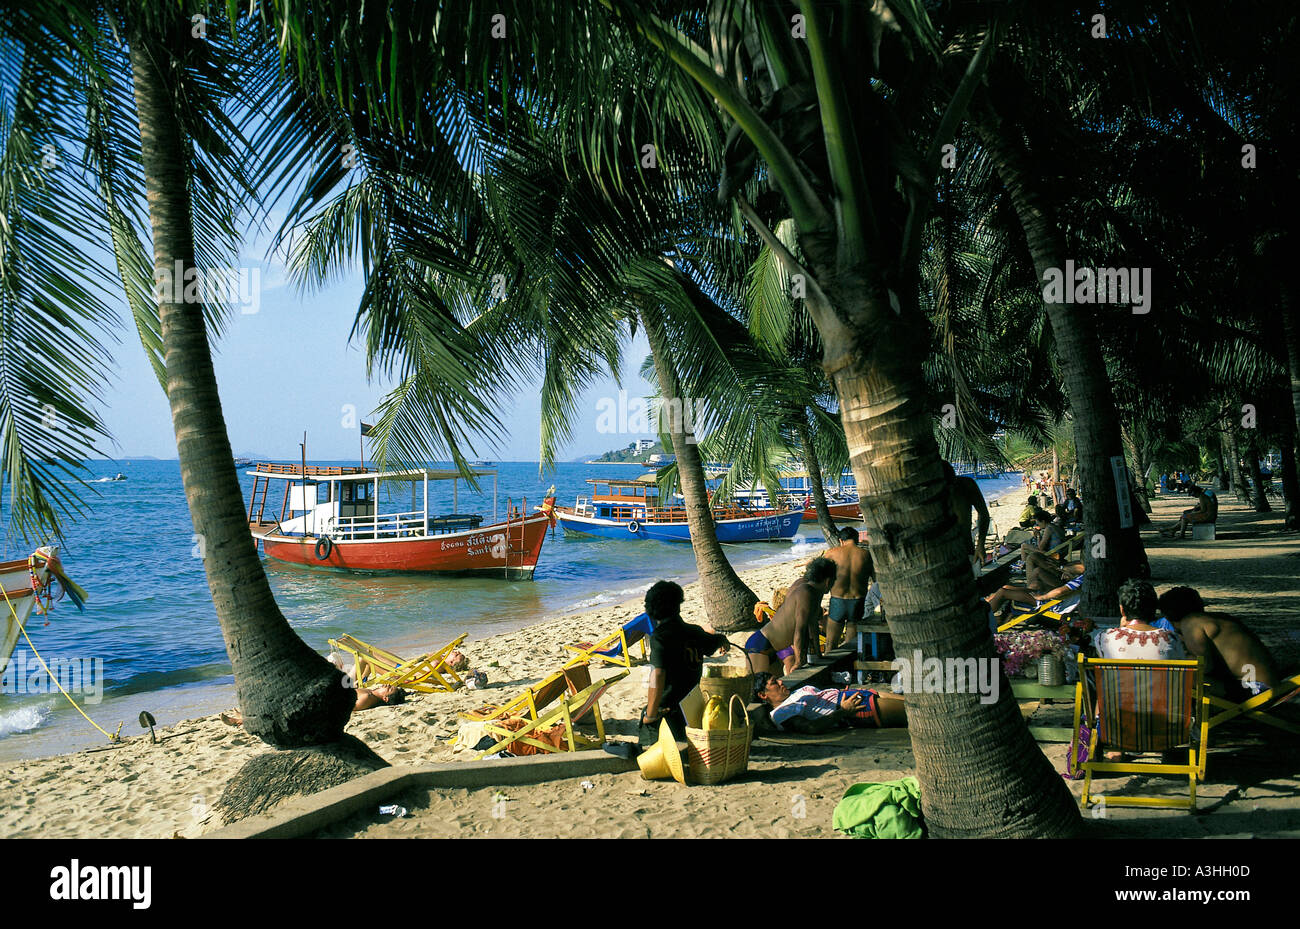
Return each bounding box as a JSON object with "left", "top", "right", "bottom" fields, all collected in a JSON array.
[{"left": 0, "top": 459, "right": 1024, "bottom": 760}]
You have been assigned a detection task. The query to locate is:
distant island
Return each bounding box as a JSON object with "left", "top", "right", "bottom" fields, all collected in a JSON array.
[{"left": 583, "top": 440, "right": 666, "bottom": 465}]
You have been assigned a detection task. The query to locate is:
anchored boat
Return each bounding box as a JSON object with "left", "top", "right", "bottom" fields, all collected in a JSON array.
[
  {"left": 246, "top": 463, "right": 551, "bottom": 579},
  {"left": 555, "top": 477, "right": 801, "bottom": 542}
]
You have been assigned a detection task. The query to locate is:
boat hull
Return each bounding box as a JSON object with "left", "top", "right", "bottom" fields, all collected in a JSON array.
[
  {"left": 2, "top": 557, "right": 46, "bottom": 676},
  {"left": 798, "top": 501, "right": 862, "bottom": 522},
  {"left": 556, "top": 509, "right": 802, "bottom": 542},
  {"left": 253, "top": 512, "right": 551, "bottom": 579}
]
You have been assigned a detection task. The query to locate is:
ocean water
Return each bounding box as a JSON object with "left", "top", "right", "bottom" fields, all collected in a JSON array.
[{"left": 0, "top": 459, "right": 1023, "bottom": 761}]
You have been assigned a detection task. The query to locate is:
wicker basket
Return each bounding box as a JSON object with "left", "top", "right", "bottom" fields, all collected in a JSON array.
[
  {"left": 685, "top": 694, "right": 753, "bottom": 785},
  {"left": 699, "top": 651, "right": 755, "bottom": 706}
]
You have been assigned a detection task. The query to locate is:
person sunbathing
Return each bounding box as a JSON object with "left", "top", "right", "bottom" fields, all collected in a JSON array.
[
  {"left": 1022, "top": 547, "right": 1083, "bottom": 593},
  {"left": 220, "top": 682, "right": 405, "bottom": 727},
  {"left": 1157, "top": 586, "right": 1281, "bottom": 699},
  {"left": 752, "top": 672, "right": 907, "bottom": 731},
  {"left": 1160, "top": 485, "right": 1217, "bottom": 539},
  {"left": 986, "top": 571, "right": 1085, "bottom": 618}
]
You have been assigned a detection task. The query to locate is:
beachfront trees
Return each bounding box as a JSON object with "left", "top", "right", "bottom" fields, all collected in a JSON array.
[
  {"left": 267, "top": 1, "right": 1081, "bottom": 837},
  {"left": 1, "top": 3, "right": 353, "bottom": 745}
]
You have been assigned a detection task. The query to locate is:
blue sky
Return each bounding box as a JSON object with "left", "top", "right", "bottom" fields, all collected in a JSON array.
[{"left": 98, "top": 241, "right": 658, "bottom": 464}]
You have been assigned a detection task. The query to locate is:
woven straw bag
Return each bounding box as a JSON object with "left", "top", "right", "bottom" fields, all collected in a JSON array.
[
  {"left": 699, "top": 651, "right": 755, "bottom": 706},
  {"left": 685, "top": 694, "right": 753, "bottom": 785}
]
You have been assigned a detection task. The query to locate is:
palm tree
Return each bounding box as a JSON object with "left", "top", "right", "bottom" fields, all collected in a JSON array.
[
  {"left": 268, "top": 1, "right": 1081, "bottom": 837},
  {"left": 2, "top": 4, "right": 352, "bottom": 745}
]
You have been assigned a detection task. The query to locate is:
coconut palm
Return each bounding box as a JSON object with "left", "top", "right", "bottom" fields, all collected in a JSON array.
[
  {"left": 264, "top": 0, "right": 1086, "bottom": 837},
  {"left": 1, "top": 2, "right": 353, "bottom": 745}
]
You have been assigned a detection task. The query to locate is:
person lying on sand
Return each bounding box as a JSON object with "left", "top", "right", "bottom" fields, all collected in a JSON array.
[
  {"left": 753, "top": 672, "right": 907, "bottom": 731},
  {"left": 219, "top": 683, "right": 405, "bottom": 727},
  {"left": 744, "top": 558, "right": 836, "bottom": 674},
  {"left": 1157, "top": 586, "right": 1281, "bottom": 699}
]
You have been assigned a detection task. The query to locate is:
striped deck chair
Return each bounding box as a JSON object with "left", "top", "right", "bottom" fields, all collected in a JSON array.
[
  {"left": 1072, "top": 655, "right": 1209, "bottom": 811},
  {"left": 328, "top": 633, "right": 468, "bottom": 693},
  {"left": 564, "top": 612, "right": 655, "bottom": 669},
  {"left": 474, "top": 667, "right": 630, "bottom": 759}
]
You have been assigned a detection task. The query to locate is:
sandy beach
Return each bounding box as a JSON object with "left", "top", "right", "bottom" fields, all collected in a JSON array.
[{"left": 3, "top": 485, "right": 1298, "bottom": 839}]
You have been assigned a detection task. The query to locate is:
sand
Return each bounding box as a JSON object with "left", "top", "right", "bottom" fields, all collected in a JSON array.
[{"left": 3, "top": 484, "right": 1298, "bottom": 839}]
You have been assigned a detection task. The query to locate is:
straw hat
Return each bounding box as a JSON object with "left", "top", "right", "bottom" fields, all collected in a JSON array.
[{"left": 637, "top": 719, "right": 687, "bottom": 785}]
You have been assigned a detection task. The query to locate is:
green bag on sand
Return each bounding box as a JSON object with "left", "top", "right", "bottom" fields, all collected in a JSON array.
[{"left": 832, "top": 777, "right": 925, "bottom": 839}]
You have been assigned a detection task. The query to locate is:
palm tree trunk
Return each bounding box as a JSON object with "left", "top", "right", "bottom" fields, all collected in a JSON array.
[
  {"left": 977, "top": 121, "right": 1145, "bottom": 621},
  {"left": 1282, "top": 298, "right": 1300, "bottom": 528},
  {"left": 1246, "top": 433, "right": 1271, "bottom": 513},
  {"left": 1214, "top": 436, "right": 1229, "bottom": 493},
  {"left": 797, "top": 420, "right": 839, "bottom": 543},
  {"left": 1225, "top": 425, "right": 1252, "bottom": 506},
  {"left": 1280, "top": 438, "right": 1300, "bottom": 531},
  {"left": 130, "top": 35, "right": 353, "bottom": 746},
  {"left": 639, "top": 307, "right": 757, "bottom": 631},
  {"left": 806, "top": 280, "right": 1078, "bottom": 838}
]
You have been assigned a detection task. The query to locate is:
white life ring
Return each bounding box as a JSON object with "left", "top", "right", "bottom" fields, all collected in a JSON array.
[{"left": 627, "top": 520, "right": 640, "bottom": 534}]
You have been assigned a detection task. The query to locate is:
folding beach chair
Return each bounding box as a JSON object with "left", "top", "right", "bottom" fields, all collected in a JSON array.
[
  {"left": 460, "top": 664, "right": 579, "bottom": 724},
  {"left": 1202, "top": 670, "right": 1300, "bottom": 761},
  {"left": 1072, "top": 655, "right": 1209, "bottom": 811},
  {"left": 474, "top": 667, "right": 630, "bottom": 759},
  {"left": 328, "top": 632, "right": 468, "bottom": 693},
  {"left": 564, "top": 612, "right": 655, "bottom": 669},
  {"left": 996, "top": 595, "right": 1079, "bottom": 633}
]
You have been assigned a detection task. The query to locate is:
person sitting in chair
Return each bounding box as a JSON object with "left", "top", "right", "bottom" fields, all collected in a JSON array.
[
  {"left": 1093, "top": 579, "right": 1186, "bottom": 660},
  {"left": 1157, "top": 586, "right": 1281, "bottom": 699},
  {"left": 985, "top": 570, "right": 1085, "bottom": 620},
  {"left": 752, "top": 672, "right": 907, "bottom": 731}
]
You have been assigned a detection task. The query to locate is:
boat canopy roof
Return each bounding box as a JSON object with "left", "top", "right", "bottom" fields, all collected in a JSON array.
[
  {"left": 248, "top": 463, "right": 497, "bottom": 483},
  {"left": 585, "top": 475, "right": 658, "bottom": 488}
]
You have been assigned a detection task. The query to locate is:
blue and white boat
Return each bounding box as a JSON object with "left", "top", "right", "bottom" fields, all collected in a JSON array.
[{"left": 555, "top": 477, "right": 802, "bottom": 543}]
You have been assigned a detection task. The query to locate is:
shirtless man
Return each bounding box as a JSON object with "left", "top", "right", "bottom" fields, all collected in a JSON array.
[
  {"left": 744, "top": 557, "right": 836, "bottom": 674},
  {"left": 1157, "top": 586, "right": 1281, "bottom": 698},
  {"left": 821, "top": 527, "right": 875, "bottom": 650},
  {"left": 944, "top": 461, "right": 991, "bottom": 569}
]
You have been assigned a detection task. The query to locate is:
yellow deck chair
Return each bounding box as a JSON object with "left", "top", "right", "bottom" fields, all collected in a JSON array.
[
  {"left": 997, "top": 595, "right": 1078, "bottom": 633},
  {"left": 1201, "top": 670, "right": 1300, "bottom": 770},
  {"left": 474, "top": 667, "right": 630, "bottom": 759},
  {"left": 460, "top": 665, "right": 577, "bottom": 724},
  {"left": 1072, "top": 655, "right": 1209, "bottom": 811},
  {"left": 329, "top": 632, "right": 468, "bottom": 693},
  {"left": 564, "top": 612, "right": 654, "bottom": 669}
]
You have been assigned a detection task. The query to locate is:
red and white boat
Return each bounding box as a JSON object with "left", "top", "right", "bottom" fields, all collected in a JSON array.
[{"left": 247, "top": 464, "right": 551, "bottom": 579}]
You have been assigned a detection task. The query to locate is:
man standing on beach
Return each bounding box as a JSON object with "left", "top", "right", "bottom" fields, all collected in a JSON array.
[
  {"left": 822, "top": 527, "right": 875, "bottom": 651},
  {"left": 743, "top": 558, "right": 837, "bottom": 674},
  {"left": 640, "top": 581, "right": 729, "bottom": 739},
  {"left": 945, "top": 462, "right": 991, "bottom": 569}
]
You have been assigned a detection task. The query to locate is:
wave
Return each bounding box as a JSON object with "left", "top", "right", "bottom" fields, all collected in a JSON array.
[
  {"left": 0, "top": 703, "right": 52, "bottom": 738},
  {"left": 563, "top": 584, "right": 647, "bottom": 613}
]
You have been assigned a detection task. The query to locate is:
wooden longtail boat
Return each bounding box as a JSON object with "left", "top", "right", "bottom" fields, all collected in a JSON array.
[
  {"left": 247, "top": 464, "right": 550, "bottom": 579},
  {"left": 554, "top": 478, "right": 801, "bottom": 542}
]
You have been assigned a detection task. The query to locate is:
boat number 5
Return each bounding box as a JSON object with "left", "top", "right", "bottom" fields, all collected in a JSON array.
[{"left": 490, "top": 533, "right": 508, "bottom": 559}]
